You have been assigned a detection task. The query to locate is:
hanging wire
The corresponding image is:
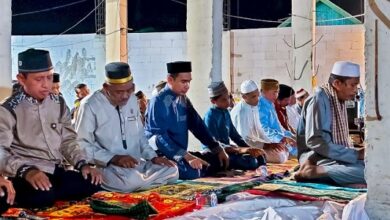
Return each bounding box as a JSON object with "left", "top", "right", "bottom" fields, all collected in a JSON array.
[
  {"left": 12, "top": 0, "right": 106, "bottom": 48},
  {"left": 12, "top": 0, "right": 88, "bottom": 17},
  {"left": 225, "top": 14, "right": 285, "bottom": 23},
  {"left": 316, "top": 13, "right": 365, "bottom": 23},
  {"left": 169, "top": 0, "right": 364, "bottom": 24},
  {"left": 12, "top": 29, "right": 121, "bottom": 49},
  {"left": 292, "top": 13, "right": 365, "bottom": 23},
  {"left": 170, "top": 0, "right": 186, "bottom": 6}
]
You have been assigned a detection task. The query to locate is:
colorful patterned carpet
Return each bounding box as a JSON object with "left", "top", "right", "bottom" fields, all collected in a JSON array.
[{"left": 1, "top": 159, "right": 366, "bottom": 219}]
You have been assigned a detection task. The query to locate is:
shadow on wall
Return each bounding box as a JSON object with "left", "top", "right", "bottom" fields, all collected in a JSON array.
[{"left": 0, "top": 87, "right": 11, "bottom": 100}]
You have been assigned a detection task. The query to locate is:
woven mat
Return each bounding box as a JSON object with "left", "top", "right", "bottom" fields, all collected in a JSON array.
[
  {"left": 245, "top": 189, "right": 326, "bottom": 202},
  {"left": 136, "top": 181, "right": 222, "bottom": 200},
  {"left": 267, "top": 158, "right": 299, "bottom": 175},
  {"left": 191, "top": 158, "right": 298, "bottom": 185},
  {"left": 192, "top": 170, "right": 266, "bottom": 185},
  {"left": 253, "top": 180, "right": 365, "bottom": 202}
]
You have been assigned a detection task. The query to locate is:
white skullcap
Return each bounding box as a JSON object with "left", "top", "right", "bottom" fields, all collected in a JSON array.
[
  {"left": 295, "top": 88, "right": 308, "bottom": 99},
  {"left": 331, "top": 61, "right": 360, "bottom": 78},
  {"left": 240, "top": 80, "right": 259, "bottom": 94}
]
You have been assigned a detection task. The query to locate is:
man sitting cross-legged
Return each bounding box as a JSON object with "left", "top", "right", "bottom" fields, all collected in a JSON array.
[
  {"left": 204, "top": 81, "right": 266, "bottom": 172},
  {"left": 295, "top": 61, "right": 365, "bottom": 186},
  {"left": 75, "top": 62, "right": 178, "bottom": 192}
]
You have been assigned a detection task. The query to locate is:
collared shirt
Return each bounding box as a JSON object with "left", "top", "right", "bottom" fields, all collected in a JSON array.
[
  {"left": 297, "top": 87, "right": 358, "bottom": 164},
  {"left": 286, "top": 104, "right": 302, "bottom": 130},
  {"left": 75, "top": 90, "right": 157, "bottom": 167},
  {"left": 258, "top": 96, "right": 293, "bottom": 143},
  {"left": 275, "top": 101, "right": 290, "bottom": 131},
  {"left": 203, "top": 106, "right": 248, "bottom": 148},
  {"left": 145, "top": 86, "right": 222, "bottom": 162},
  {"left": 230, "top": 101, "right": 270, "bottom": 148},
  {"left": 0, "top": 91, "right": 86, "bottom": 176}
]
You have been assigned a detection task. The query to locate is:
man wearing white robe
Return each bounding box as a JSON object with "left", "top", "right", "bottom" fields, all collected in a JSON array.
[
  {"left": 75, "top": 62, "right": 178, "bottom": 192},
  {"left": 231, "top": 80, "right": 289, "bottom": 163}
]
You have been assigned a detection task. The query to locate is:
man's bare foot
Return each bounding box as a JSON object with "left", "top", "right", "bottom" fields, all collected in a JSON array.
[{"left": 294, "top": 160, "right": 327, "bottom": 182}]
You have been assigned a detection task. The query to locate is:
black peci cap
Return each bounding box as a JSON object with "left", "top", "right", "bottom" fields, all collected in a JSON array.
[
  {"left": 167, "top": 61, "right": 192, "bottom": 74},
  {"left": 105, "top": 62, "right": 133, "bottom": 84},
  {"left": 18, "top": 48, "right": 53, "bottom": 73}
]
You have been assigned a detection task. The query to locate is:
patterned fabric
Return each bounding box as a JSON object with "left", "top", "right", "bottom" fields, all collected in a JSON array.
[
  {"left": 138, "top": 182, "right": 221, "bottom": 200},
  {"left": 271, "top": 180, "right": 367, "bottom": 192},
  {"left": 3, "top": 192, "right": 196, "bottom": 220},
  {"left": 267, "top": 158, "right": 299, "bottom": 175},
  {"left": 215, "top": 181, "right": 262, "bottom": 202},
  {"left": 193, "top": 170, "right": 266, "bottom": 185},
  {"left": 2, "top": 90, "right": 62, "bottom": 112},
  {"left": 321, "top": 83, "right": 352, "bottom": 148},
  {"left": 90, "top": 199, "right": 157, "bottom": 219},
  {"left": 3, "top": 202, "right": 122, "bottom": 220},
  {"left": 190, "top": 159, "right": 298, "bottom": 185},
  {"left": 245, "top": 189, "right": 325, "bottom": 202},
  {"left": 254, "top": 181, "right": 364, "bottom": 201},
  {"left": 92, "top": 192, "right": 196, "bottom": 220}
]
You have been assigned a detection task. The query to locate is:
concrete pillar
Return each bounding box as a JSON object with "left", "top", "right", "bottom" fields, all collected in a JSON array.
[
  {"left": 365, "top": 0, "right": 390, "bottom": 218},
  {"left": 94, "top": 35, "right": 107, "bottom": 86},
  {"left": 0, "top": 0, "right": 12, "bottom": 100},
  {"left": 187, "top": 0, "right": 223, "bottom": 116},
  {"left": 291, "top": 0, "right": 314, "bottom": 91},
  {"left": 105, "top": 0, "right": 128, "bottom": 63}
]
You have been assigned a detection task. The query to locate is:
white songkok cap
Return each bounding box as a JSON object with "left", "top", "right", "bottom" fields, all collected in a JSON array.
[
  {"left": 331, "top": 61, "right": 360, "bottom": 78},
  {"left": 240, "top": 80, "right": 259, "bottom": 94},
  {"left": 295, "top": 88, "right": 308, "bottom": 99}
]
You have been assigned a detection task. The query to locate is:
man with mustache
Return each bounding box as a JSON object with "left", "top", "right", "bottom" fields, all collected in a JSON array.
[{"left": 295, "top": 61, "right": 366, "bottom": 186}]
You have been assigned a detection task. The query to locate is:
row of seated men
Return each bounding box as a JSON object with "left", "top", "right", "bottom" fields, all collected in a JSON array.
[{"left": 0, "top": 48, "right": 365, "bottom": 213}]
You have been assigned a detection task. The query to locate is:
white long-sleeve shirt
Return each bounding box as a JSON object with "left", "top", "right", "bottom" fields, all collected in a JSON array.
[
  {"left": 75, "top": 90, "right": 157, "bottom": 166},
  {"left": 286, "top": 104, "right": 301, "bottom": 130},
  {"left": 230, "top": 101, "right": 270, "bottom": 148}
]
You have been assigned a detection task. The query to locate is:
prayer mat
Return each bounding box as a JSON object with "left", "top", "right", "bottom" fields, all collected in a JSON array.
[
  {"left": 217, "top": 181, "right": 261, "bottom": 202},
  {"left": 267, "top": 158, "right": 299, "bottom": 175},
  {"left": 272, "top": 180, "right": 367, "bottom": 192},
  {"left": 92, "top": 191, "right": 197, "bottom": 220},
  {"left": 2, "top": 192, "right": 196, "bottom": 220},
  {"left": 245, "top": 189, "right": 326, "bottom": 202},
  {"left": 90, "top": 199, "right": 157, "bottom": 220},
  {"left": 3, "top": 206, "right": 129, "bottom": 220},
  {"left": 137, "top": 181, "right": 222, "bottom": 200},
  {"left": 254, "top": 181, "right": 364, "bottom": 202},
  {"left": 192, "top": 170, "right": 267, "bottom": 185},
  {"left": 189, "top": 159, "right": 298, "bottom": 185}
]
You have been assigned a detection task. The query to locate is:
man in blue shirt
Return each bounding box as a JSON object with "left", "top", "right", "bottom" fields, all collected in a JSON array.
[
  {"left": 145, "top": 61, "right": 229, "bottom": 180},
  {"left": 204, "top": 81, "right": 266, "bottom": 170},
  {"left": 258, "top": 79, "right": 296, "bottom": 163}
]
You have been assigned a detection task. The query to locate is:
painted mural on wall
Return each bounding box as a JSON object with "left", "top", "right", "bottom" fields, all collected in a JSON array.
[
  {"left": 11, "top": 34, "right": 105, "bottom": 106},
  {"left": 53, "top": 47, "right": 97, "bottom": 105}
]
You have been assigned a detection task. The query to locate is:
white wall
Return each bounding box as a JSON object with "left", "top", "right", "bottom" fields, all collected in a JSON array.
[
  {"left": 128, "top": 25, "right": 365, "bottom": 98},
  {"left": 230, "top": 25, "right": 365, "bottom": 93},
  {"left": 0, "top": 0, "right": 12, "bottom": 100},
  {"left": 11, "top": 25, "right": 364, "bottom": 104},
  {"left": 128, "top": 32, "right": 187, "bottom": 96},
  {"left": 364, "top": 0, "right": 390, "bottom": 217}
]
